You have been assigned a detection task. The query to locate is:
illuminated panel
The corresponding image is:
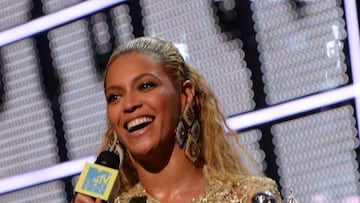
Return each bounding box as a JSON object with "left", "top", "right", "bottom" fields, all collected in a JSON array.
[
  {"left": 90, "top": 4, "right": 134, "bottom": 55},
  {"left": 141, "top": 0, "right": 255, "bottom": 116},
  {"left": 272, "top": 105, "right": 359, "bottom": 202},
  {"left": 44, "top": 1, "right": 134, "bottom": 160},
  {"left": 237, "top": 130, "right": 266, "bottom": 172},
  {"left": 0, "top": 0, "right": 32, "bottom": 31},
  {"left": 0, "top": 39, "right": 59, "bottom": 177},
  {"left": 0, "top": 181, "right": 65, "bottom": 202},
  {"left": 0, "top": 1, "right": 65, "bottom": 201},
  {"left": 0, "top": 1, "right": 134, "bottom": 195},
  {"left": 111, "top": 4, "right": 135, "bottom": 46},
  {"left": 252, "top": 1, "right": 349, "bottom": 105},
  {"left": 43, "top": 0, "right": 104, "bottom": 161},
  {"left": 0, "top": 0, "right": 125, "bottom": 47},
  {"left": 0, "top": 39, "right": 65, "bottom": 202},
  {"left": 91, "top": 12, "right": 112, "bottom": 54},
  {"left": 47, "top": 19, "right": 106, "bottom": 159},
  {"left": 344, "top": 0, "right": 360, "bottom": 135},
  {"left": 0, "top": 0, "right": 59, "bottom": 181},
  {"left": 42, "top": 0, "right": 81, "bottom": 13}
]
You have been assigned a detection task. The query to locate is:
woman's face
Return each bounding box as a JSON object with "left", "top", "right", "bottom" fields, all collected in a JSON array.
[{"left": 105, "top": 51, "right": 183, "bottom": 160}]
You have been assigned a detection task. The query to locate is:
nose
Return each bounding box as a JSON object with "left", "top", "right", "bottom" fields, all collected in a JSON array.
[{"left": 123, "top": 91, "right": 142, "bottom": 113}]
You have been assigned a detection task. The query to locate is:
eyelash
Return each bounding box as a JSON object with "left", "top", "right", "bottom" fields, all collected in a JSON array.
[
  {"left": 139, "top": 81, "right": 156, "bottom": 91},
  {"left": 106, "top": 94, "right": 122, "bottom": 104},
  {"left": 106, "top": 82, "right": 156, "bottom": 104}
]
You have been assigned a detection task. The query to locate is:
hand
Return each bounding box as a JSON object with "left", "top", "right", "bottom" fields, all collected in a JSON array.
[{"left": 73, "top": 193, "right": 103, "bottom": 203}]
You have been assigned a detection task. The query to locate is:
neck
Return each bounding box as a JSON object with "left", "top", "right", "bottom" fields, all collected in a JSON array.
[{"left": 134, "top": 145, "right": 204, "bottom": 203}]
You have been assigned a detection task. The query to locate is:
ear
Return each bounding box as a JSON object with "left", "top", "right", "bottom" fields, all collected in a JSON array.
[{"left": 181, "top": 80, "right": 195, "bottom": 105}]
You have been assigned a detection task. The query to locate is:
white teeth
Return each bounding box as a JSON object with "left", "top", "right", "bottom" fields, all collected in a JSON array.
[{"left": 127, "top": 117, "right": 153, "bottom": 130}]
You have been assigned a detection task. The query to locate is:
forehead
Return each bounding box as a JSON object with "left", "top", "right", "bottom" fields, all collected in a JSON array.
[
  {"left": 105, "top": 52, "right": 166, "bottom": 84},
  {"left": 108, "top": 51, "right": 161, "bottom": 71}
]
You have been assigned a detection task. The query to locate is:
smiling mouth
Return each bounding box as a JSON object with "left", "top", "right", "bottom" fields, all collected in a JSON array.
[{"left": 126, "top": 117, "right": 154, "bottom": 133}]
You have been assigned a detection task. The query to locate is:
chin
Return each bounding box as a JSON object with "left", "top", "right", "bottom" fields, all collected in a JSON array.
[{"left": 128, "top": 145, "right": 153, "bottom": 157}]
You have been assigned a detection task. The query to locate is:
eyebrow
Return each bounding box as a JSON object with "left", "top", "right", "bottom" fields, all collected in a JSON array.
[{"left": 105, "top": 72, "right": 159, "bottom": 93}]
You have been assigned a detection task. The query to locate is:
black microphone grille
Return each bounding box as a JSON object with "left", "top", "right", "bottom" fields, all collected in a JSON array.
[{"left": 95, "top": 150, "right": 120, "bottom": 169}]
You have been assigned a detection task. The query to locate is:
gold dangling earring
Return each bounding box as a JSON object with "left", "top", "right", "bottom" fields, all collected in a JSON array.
[
  {"left": 184, "top": 118, "right": 201, "bottom": 163},
  {"left": 182, "top": 102, "right": 195, "bottom": 126},
  {"left": 184, "top": 133, "right": 200, "bottom": 163},
  {"left": 108, "top": 131, "right": 124, "bottom": 162},
  {"left": 175, "top": 102, "right": 201, "bottom": 163}
]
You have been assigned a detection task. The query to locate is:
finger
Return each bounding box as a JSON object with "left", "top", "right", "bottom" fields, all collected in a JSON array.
[
  {"left": 95, "top": 199, "right": 103, "bottom": 203},
  {"left": 74, "top": 193, "right": 96, "bottom": 203}
]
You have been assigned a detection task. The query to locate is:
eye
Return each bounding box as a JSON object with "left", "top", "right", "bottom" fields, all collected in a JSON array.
[
  {"left": 139, "top": 82, "right": 156, "bottom": 91},
  {"left": 106, "top": 94, "right": 122, "bottom": 104}
]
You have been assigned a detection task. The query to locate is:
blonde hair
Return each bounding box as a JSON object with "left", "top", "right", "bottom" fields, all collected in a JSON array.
[{"left": 101, "top": 37, "right": 260, "bottom": 194}]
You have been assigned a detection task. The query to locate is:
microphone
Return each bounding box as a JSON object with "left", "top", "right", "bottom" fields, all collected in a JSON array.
[{"left": 74, "top": 150, "right": 121, "bottom": 202}]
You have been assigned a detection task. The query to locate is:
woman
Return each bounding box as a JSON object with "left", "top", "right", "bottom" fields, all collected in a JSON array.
[{"left": 75, "top": 37, "right": 281, "bottom": 203}]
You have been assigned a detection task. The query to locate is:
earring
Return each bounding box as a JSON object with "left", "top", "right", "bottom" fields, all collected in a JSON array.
[
  {"left": 175, "top": 120, "right": 187, "bottom": 147},
  {"left": 184, "top": 133, "right": 200, "bottom": 163},
  {"left": 108, "top": 131, "right": 124, "bottom": 163},
  {"left": 175, "top": 102, "right": 201, "bottom": 163},
  {"left": 182, "top": 102, "right": 195, "bottom": 126},
  {"left": 184, "top": 119, "right": 201, "bottom": 163}
]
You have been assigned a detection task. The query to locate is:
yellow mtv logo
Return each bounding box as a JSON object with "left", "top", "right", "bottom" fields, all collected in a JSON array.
[{"left": 75, "top": 162, "right": 119, "bottom": 200}]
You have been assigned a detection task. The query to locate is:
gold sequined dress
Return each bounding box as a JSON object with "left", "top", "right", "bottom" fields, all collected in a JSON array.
[{"left": 114, "top": 166, "right": 281, "bottom": 203}]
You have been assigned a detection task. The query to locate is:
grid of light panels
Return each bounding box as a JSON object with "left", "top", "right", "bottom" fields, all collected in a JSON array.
[
  {"left": 0, "top": 1, "right": 63, "bottom": 201},
  {"left": 251, "top": 1, "right": 360, "bottom": 201},
  {"left": 0, "top": 0, "right": 359, "bottom": 202},
  {"left": 141, "top": 0, "right": 255, "bottom": 116},
  {"left": 0, "top": 0, "right": 126, "bottom": 201},
  {"left": 273, "top": 105, "right": 359, "bottom": 202},
  {"left": 253, "top": 0, "right": 348, "bottom": 105}
]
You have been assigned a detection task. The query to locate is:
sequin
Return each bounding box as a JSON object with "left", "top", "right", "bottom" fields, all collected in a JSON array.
[{"left": 114, "top": 166, "right": 281, "bottom": 203}]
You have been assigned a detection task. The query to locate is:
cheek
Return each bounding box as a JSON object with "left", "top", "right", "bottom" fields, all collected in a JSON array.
[
  {"left": 107, "top": 105, "right": 119, "bottom": 126},
  {"left": 159, "top": 92, "right": 181, "bottom": 122},
  {"left": 147, "top": 89, "right": 179, "bottom": 120}
]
